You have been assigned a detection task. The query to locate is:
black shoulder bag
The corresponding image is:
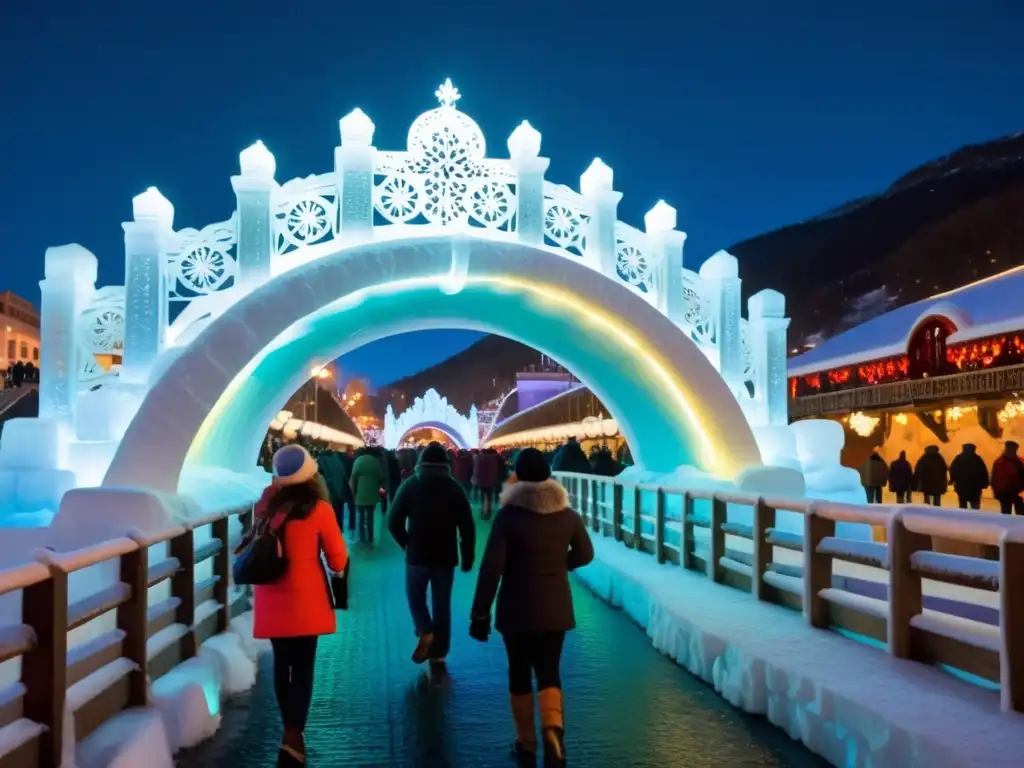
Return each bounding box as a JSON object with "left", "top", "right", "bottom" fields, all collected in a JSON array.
[
  {"left": 330, "top": 558, "right": 351, "bottom": 610},
  {"left": 233, "top": 506, "right": 293, "bottom": 586}
]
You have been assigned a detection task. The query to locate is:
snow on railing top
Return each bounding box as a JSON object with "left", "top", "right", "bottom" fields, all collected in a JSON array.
[{"left": 552, "top": 470, "right": 1024, "bottom": 713}]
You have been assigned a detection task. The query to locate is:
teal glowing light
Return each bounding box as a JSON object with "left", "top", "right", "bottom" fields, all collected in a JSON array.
[
  {"left": 107, "top": 237, "right": 760, "bottom": 492},
  {"left": 187, "top": 272, "right": 750, "bottom": 478}
]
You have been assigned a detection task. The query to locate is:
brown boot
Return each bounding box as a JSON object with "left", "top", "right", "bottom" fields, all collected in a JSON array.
[
  {"left": 537, "top": 688, "right": 565, "bottom": 767},
  {"left": 510, "top": 692, "right": 538, "bottom": 760},
  {"left": 412, "top": 632, "right": 434, "bottom": 664},
  {"left": 278, "top": 726, "right": 306, "bottom": 765}
]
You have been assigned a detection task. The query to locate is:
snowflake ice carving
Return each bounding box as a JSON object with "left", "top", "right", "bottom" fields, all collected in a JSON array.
[
  {"left": 169, "top": 217, "right": 237, "bottom": 296},
  {"left": 615, "top": 240, "right": 652, "bottom": 292},
  {"left": 374, "top": 80, "right": 514, "bottom": 228}
]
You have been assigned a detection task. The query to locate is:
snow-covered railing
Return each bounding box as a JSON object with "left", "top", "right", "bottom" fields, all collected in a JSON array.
[
  {"left": 0, "top": 505, "right": 252, "bottom": 766},
  {"left": 554, "top": 472, "right": 1024, "bottom": 714}
]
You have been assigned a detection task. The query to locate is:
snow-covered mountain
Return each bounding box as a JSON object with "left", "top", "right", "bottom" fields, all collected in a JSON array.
[{"left": 731, "top": 131, "right": 1024, "bottom": 350}]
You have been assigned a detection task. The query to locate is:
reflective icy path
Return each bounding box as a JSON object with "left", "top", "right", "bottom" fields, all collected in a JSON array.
[{"left": 178, "top": 512, "right": 825, "bottom": 767}]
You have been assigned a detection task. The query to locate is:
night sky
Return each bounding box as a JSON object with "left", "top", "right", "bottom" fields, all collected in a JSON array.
[{"left": 2, "top": 0, "right": 1022, "bottom": 387}]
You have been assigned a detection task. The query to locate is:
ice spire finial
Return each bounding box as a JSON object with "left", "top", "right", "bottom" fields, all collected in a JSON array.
[{"left": 435, "top": 78, "right": 461, "bottom": 108}]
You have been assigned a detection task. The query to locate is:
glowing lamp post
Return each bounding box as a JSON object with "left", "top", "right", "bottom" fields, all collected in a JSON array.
[{"left": 307, "top": 364, "right": 332, "bottom": 423}]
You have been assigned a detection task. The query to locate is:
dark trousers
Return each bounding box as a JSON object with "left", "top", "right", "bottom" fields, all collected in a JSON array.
[
  {"left": 894, "top": 491, "right": 910, "bottom": 504},
  {"left": 865, "top": 486, "right": 882, "bottom": 504},
  {"left": 998, "top": 495, "right": 1024, "bottom": 515},
  {"left": 503, "top": 631, "right": 566, "bottom": 695},
  {"left": 270, "top": 636, "right": 319, "bottom": 731},
  {"left": 357, "top": 505, "right": 375, "bottom": 542},
  {"left": 923, "top": 493, "right": 942, "bottom": 506},
  {"left": 406, "top": 564, "right": 454, "bottom": 659},
  {"left": 957, "top": 492, "right": 982, "bottom": 510},
  {"left": 347, "top": 502, "right": 356, "bottom": 531}
]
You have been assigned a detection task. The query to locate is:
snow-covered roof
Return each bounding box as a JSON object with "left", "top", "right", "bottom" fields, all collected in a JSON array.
[{"left": 788, "top": 265, "right": 1024, "bottom": 377}]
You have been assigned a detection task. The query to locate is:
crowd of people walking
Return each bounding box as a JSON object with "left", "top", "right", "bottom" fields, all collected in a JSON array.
[
  {"left": 245, "top": 437, "right": 602, "bottom": 767},
  {"left": 1, "top": 359, "right": 37, "bottom": 389},
  {"left": 860, "top": 440, "right": 1024, "bottom": 514}
]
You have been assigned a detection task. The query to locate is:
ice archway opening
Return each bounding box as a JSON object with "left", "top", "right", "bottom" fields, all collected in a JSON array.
[
  {"left": 396, "top": 422, "right": 470, "bottom": 450},
  {"left": 102, "top": 235, "right": 762, "bottom": 492}
]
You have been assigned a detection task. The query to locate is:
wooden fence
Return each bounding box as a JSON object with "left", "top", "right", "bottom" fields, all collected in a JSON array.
[
  {"left": 0, "top": 506, "right": 252, "bottom": 768},
  {"left": 554, "top": 471, "right": 1024, "bottom": 714}
]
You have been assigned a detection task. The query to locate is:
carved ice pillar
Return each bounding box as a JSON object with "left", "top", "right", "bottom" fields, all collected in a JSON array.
[
  {"left": 232, "top": 140, "right": 277, "bottom": 287},
  {"left": 468, "top": 404, "right": 480, "bottom": 449},
  {"left": 749, "top": 289, "right": 791, "bottom": 426},
  {"left": 336, "top": 108, "right": 376, "bottom": 243},
  {"left": 580, "top": 159, "right": 622, "bottom": 274},
  {"left": 507, "top": 121, "right": 549, "bottom": 246},
  {"left": 644, "top": 200, "right": 687, "bottom": 323},
  {"left": 121, "top": 187, "right": 173, "bottom": 385},
  {"left": 699, "top": 250, "right": 743, "bottom": 391},
  {"left": 38, "top": 245, "right": 98, "bottom": 424}
]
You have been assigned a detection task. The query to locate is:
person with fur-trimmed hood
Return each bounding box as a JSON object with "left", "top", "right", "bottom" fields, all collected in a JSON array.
[{"left": 469, "top": 448, "right": 594, "bottom": 767}]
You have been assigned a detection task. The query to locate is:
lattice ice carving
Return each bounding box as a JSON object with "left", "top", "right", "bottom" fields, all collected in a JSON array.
[
  {"left": 373, "top": 80, "right": 516, "bottom": 230},
  {"left": 168, "top": 214, "right": 238, "bottom": 299},
  {"left": 78, "top": 285, "right": 125, "bottom": 382},
  {"left": 274, "top": 176, "right": 338, "bottom": 255}
]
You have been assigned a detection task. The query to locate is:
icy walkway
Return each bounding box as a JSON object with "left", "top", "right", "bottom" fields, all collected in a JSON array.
[
  {"left": 576, "top": 537, "right": 1024, "bottom": 767},
  {"left": 177, "top": 517, "right": 820, "bottom": 767}
]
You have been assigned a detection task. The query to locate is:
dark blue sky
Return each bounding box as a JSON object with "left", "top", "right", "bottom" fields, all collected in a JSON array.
[{"left": 2, "top": 0, "right": 1022, "bottom": 387}]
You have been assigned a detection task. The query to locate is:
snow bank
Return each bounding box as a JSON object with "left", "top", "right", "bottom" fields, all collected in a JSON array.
[
  {"left": 575, "top": 537, "right": 1024, "bottom": 768},
  {"left": 200, "top": 632, "right": 256, "bottom": 695},
  {"left": 150, "top": 656, "right": 223, "bottom": 750},
  {"left": 229, "top": 609, "right": 270, "bottom": 660},
  {"left": 178, "top": 465, "right": 268, "bottom": 514},
  {"left": 76, "top": 708, "right": 173, "bottom": 768}
]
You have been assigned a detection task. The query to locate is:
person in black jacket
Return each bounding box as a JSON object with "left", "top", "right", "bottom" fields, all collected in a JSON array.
[
  {"left": 470, "top": 448, "right": 594, "bottom": 768},
  {"left": 948, "top": 443, "right": 989, "bottom": 510},
  {"left": 387, "top": 442, "right": 475, "bottom": 668},
  {"left": 888, "top": 451, "right": 913, "bottom": 504},
  {"left": 914, "top": 446, "right": 948, "bottom": 506}
]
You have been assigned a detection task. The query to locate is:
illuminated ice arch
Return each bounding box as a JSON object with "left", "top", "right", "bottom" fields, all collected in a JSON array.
[
  {"left": 102, "top": 236, "right": 762, "bottom": 492},
  {"left": 384, "top": 389, "right": 480, "bottom": 450}
]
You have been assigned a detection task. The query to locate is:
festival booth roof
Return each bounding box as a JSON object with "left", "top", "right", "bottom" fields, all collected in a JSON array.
[{"left": 788, "top": 266, "right": 1024, "bottom": 377}]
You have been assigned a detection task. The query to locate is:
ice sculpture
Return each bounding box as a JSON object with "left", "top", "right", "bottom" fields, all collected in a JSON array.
[
  {"left": 383, "top": 389, "right": 480, "bottom": 449},
  {"left": 791, "top": 419, "right": 872, "bottom": 540}
]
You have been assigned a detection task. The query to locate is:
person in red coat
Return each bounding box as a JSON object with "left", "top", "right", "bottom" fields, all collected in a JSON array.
[{"left": 250, "top": 444, "right": 348, "bottom": 765}]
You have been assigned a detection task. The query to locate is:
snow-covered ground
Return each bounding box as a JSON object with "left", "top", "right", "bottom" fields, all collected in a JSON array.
[{"left": 575, "top": 536, "right": 1024, "bottom": 768}]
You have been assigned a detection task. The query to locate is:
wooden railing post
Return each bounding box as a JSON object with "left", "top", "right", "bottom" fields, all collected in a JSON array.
[
  {"left": 803, "top": 507, "right": 834, "bottom": 628},
  {"left": 655, "top": 488, "right": 666, "bottom": 564},
  {"left": 22, "top": 559, "right": 68, "bottom": 768},
  {"left": 118, "top": 539, "right": 150, "bottom": 707},
  {"left": 632, "top": 485, "right": 642, "bottom": 550},
  {"left": 888, "top": 510, "right": 927, "bottom": 658},
  {"left": 708, "top": 496, "right": 726, "bottom": 582},
  {"left": 613, "top": 483, "right": 624, "bottom": 541},
  {"left": 681, "top": 492, "right": 693, "bottom": 571},
  {"left": 169, "top": 528, "right": 197, "bottom": 659},
  {"left": 213, "top": 516, "right": 231, "bottom": 634},
  {"left": 752, "top": 498, "right": 775, "bottom": 601},
  {"left": 1000, "top": 535, "right": 1024, "bottom": 712},
  {"left": 590, "top": 479, "right": 600, "bottom": 534}
]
